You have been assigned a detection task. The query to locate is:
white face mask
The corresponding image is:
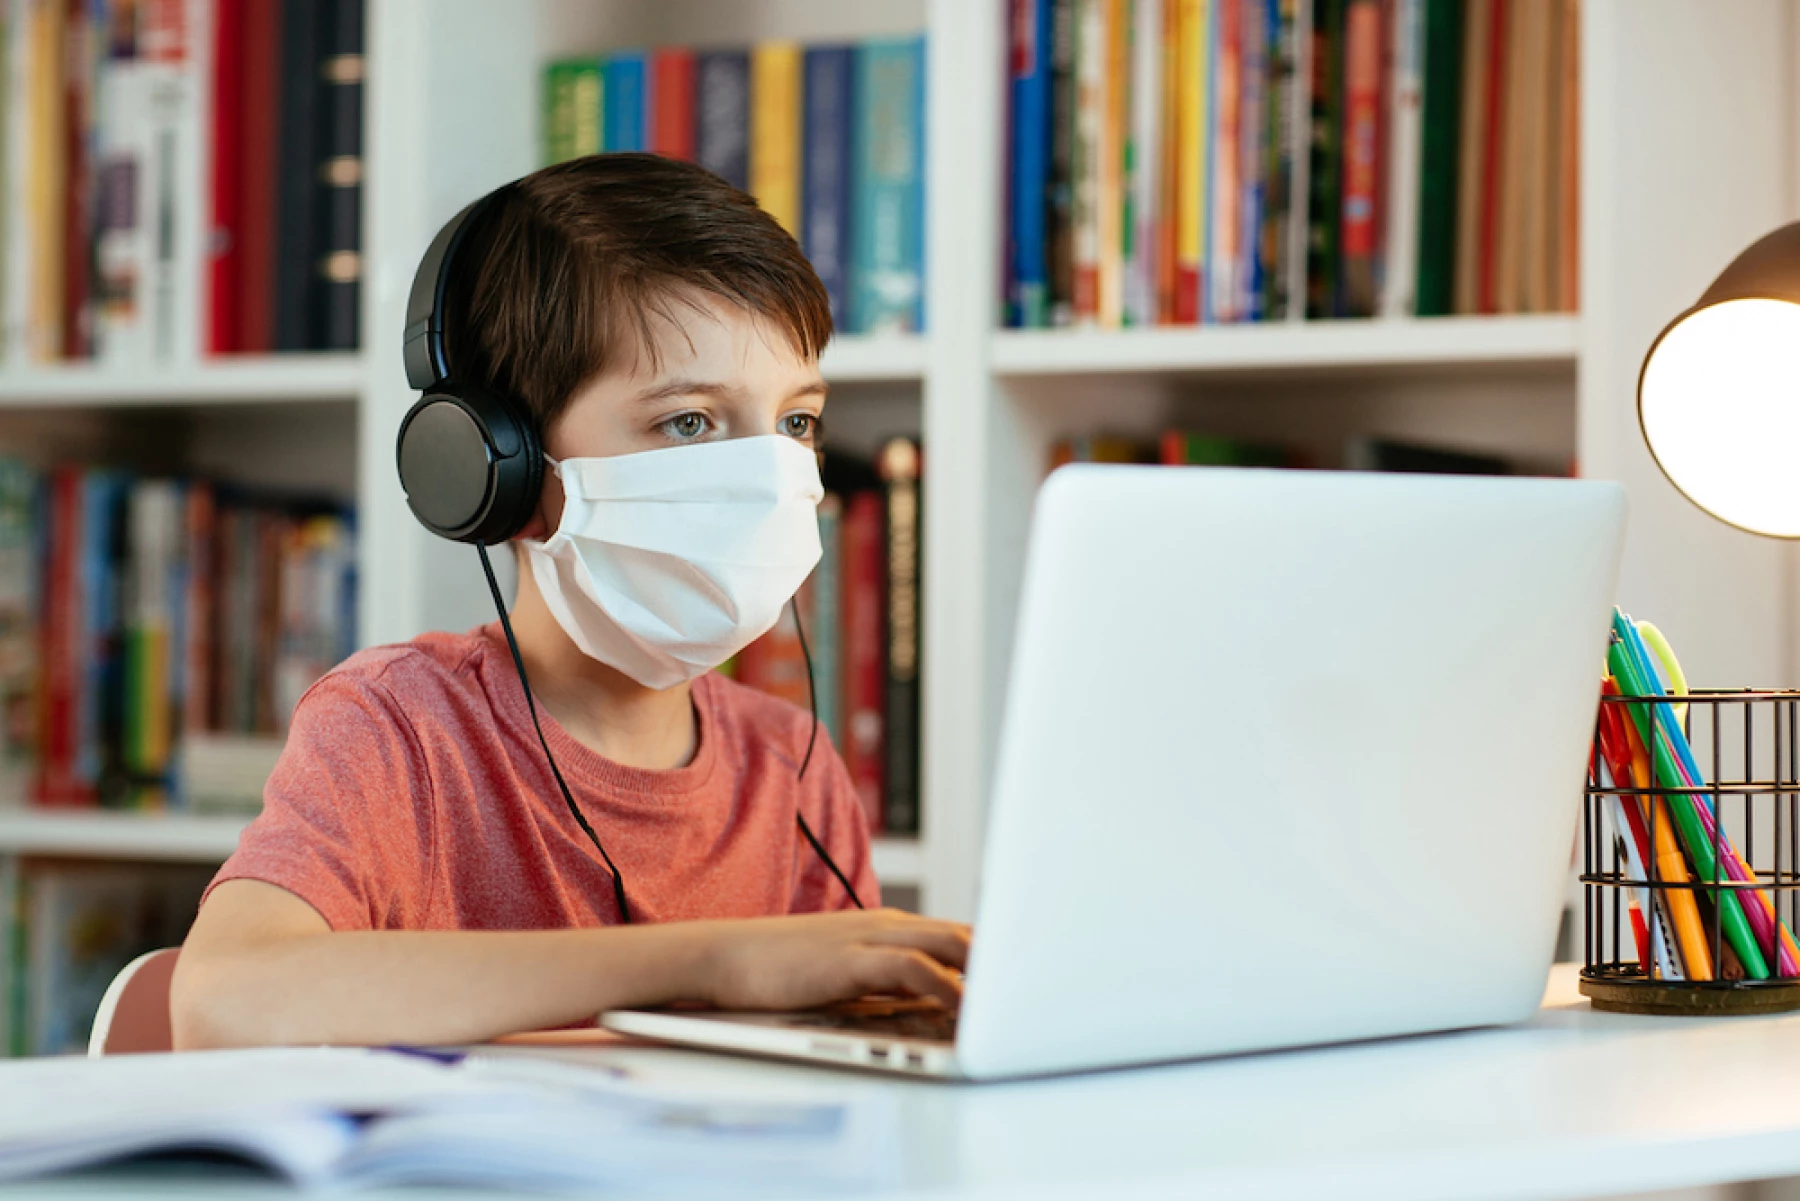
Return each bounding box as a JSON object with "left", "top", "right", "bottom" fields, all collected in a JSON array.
[{"left": 521, "top": 435, "right": 824, "bottom": 689}]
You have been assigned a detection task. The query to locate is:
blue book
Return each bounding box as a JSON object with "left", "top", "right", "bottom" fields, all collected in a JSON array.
[
  {"left": 78, "top": 471, "right": 128, "bottom": 801},
  {"left": 1009, "top": 0, "right": 1053, "bottom": 328},
  {"left": 802, "top": 45, "right": 856, "bottom": 332},
  {"left": 695, "top": 49, "right": 751, "bottom": 189},
  {"left": 811, "top": 496, "right": 842, "bottom": 744},
  {"left": 603, "top": 52, "right": 647, "bottom": 152},
  {"left": 851, "top": 36, "right": 926, "bottom": 334}
]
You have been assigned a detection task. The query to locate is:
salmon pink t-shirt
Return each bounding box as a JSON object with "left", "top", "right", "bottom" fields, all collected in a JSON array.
[{"left": 207, "top": 624, "right": 878, "bottom": 931}]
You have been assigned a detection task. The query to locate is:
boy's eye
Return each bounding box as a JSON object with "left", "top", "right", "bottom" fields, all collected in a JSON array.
[
  {"left": 780, "top": 413, "right": 818, "bottom": 441},
  {"left": 660, "top": 412, "right": 711, "bottom": 441}
]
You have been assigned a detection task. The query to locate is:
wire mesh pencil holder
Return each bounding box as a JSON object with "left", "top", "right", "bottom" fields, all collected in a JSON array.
[{"left": 1581, "top": 689, "right": 1800, "bottom": 1015}]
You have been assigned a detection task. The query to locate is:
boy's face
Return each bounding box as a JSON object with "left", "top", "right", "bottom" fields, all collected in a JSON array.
[{"left": 519, "top": 291, "right": 827, "bottom": 540}]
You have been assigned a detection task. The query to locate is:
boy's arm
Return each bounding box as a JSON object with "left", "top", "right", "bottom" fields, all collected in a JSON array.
[{"left": 171, "top": 879, "right": 969, "bottom": 1049}]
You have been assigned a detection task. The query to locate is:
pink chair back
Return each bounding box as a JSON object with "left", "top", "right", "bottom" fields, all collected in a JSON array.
[{"left": 88, "top": 947, "right": 180, "bottom": 1056}]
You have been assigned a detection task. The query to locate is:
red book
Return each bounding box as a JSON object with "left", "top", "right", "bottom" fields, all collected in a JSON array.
[
  {"left": 650, "top": 47, "right": 696, "bottom": 161},
  {"left": 839, "top": 491, "right": 886, "bottom": 833},
  {"left": 734, "top": 591, "right": 812, "bottom": 710},
  {"left": 34, "top": 471, "right": 83, "bottom": 806},
  {"left": 237, "top": 0, "right": 282, "bottom": 352},
  {"left": 1337, "top": 0, "right": 1383, "bottom": 316},
  {"left": 1477, "top": 0, "right": 1507, "bottom": 315},
  {"left": 207, "top": 0, "right": 247, "bottom": 354}
]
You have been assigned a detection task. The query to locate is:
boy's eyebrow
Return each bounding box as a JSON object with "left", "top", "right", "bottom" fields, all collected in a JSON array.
[{"left": 629, "top": 378, "right": 831, "bottom": 404}]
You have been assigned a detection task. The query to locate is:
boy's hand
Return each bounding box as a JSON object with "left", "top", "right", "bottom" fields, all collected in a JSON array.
[{"left": 695, "top": 909, "right": 971, "bottom": 1011}]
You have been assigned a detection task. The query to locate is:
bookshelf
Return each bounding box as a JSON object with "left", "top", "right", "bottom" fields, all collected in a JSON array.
[{"left": 1, "top": 0, "right": 1796, "bottom": 933}]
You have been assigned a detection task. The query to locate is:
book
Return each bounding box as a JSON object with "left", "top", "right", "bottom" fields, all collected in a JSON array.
[
  {"left": 1344, "top": 435, "right": 1510, "bottom": 474},
  {"left": 1304, "top": 0, "right": 1343, "bottom": 317},
  {"left": 850, "top": 36, "right": 925, "bottom": 334},
  {"left": 1205, "top": 0, "right": 1239, "bottom": 323},
  {"left": 1452, "top": 0, "right": 1489, "bottom": 314},
  {"left": 543, "top": 58, "right": 602, "bottom": 163},
  {"left": 1259, "top": 0, "right": 1302, "bottom": 321},
  {"left": 272, "top": 0, "right": 321, "bottom": 351},
  {"left": 147, "top": 0, "right": 209, "bottom": 363},
  {"left": 1336, "top": 0, "right": 1383, "bottom": 318},
  {"left": 1475, "top": 0, "right": 1506, "bottom": 314},
  {"left": 1494, "top": 0, "right": 1534, "bottom": 314},
  {"left": 1009, "top": 0, "right": 1053, "bottom": 328},
  {"left": 1070, "top": 0, "right": 1103, "bottom": 324},
  {"left": 811, "top": 494, "right": 842, "bottom": 745},
  {"left": 649, "top": 46, "right": 695, "bottom": 161},
  {"left": 122, "top": 478, "right": 183, "bottom": 809},
  {"left": 1414, "top": 0, "right": 1462, "bottom": 316},
  {"left": 750, "top": 41, "right": 802, "bottom": 237},
  {"left": 1380, "top": 0, "right": 1423, "bottom": 317},
  {"left": 1048, "top": 0, "right": 1078, "bottom": 324},
  {"left": 26, "top": 0, "right": 67, "bottom": 361},
  {"left": 0, "top": 1045, "right": 890, "bottom": 1191},
  {"left": 695, "top": 49, "right": 749, "bottom": 190},
  {"left": 1557, "top": 0, "right": 1578, "bottom": 311},
  {"left": 237, "top": 0, "right": 282, "bottom": 352},
  {"left": 602, "top": 50, "right": 646, "bottom": 152},
  {"left": 0, "top": 459, "right": 34, "bottom": 798},
  {"left": 1096, "top": 0, "right": 1127, "bottom": 326},
  {"left": 1, "top": 0, "right": 25, "bottom": 362},
  {"left": 60, "top": 0, "right": 94, "bottom": 359},
  {"left": 1160, "top": 430, "right": 1288, "bottom": 466},
  {"left": 1125, "top": 0, "right": 1163, "bottom": 326},
  {"left": 206, "top": 0, "right": 245, "bottom": 354},
  {"left": 1236, "top": 0, "right": 1268, "bottom": 319},
  {"left": 802, "top": 44, "right": 855, "bottom": 332},
  {"left": 317, "top": 0, "right": 364, "bottom": 351},
  {"left": 1171, "top": 0, "right": 1207, "bottom": 324},
  {"left": 878, "top": 438, "right": 921, "bottom": 837},
  {"left": 839, "top": 489, "right": 885, "bottom": 833},
  {"left": 1154, "top": 0, "right": 1180, "bottom": 321}
]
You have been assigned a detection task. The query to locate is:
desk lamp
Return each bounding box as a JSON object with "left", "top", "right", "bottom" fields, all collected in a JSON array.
[{"left": 1638, "top": 222, "right": 1800, "bottom": 535}]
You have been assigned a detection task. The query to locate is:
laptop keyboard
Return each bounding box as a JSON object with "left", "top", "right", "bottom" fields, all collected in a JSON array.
[{"left": 798, "top": 999, "right": 959, "bottom": 1043}]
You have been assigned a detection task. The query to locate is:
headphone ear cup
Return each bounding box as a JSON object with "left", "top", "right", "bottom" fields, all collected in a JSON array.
[{"left": 396, "top": 383, "right": 542, "bottom": 546}]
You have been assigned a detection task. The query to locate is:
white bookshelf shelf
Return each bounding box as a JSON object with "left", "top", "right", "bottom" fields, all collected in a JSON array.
[
  {"left": 0, "top": 353, "right": 366, "bottom": 408},
  {"left": 989, "top": 314, "right": 1581, "bottom": 379},
  {"left": 0, "top": 809, "right": 926, "bottom": 886},
  {"left": 818, "top": 333, "right": 926, "bottom": 383}
]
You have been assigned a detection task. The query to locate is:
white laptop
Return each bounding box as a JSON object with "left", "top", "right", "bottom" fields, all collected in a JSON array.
[{"left": 604, "top": 466, "right": 1627, "bottom": 1081}]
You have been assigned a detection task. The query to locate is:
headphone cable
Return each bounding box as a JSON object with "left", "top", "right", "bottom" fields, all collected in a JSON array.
[
  {"left": 791, "top": 598, "right": 866, "bottom": 909},
  {"left": 478, "top": 544, "right": 634, "bottom": 924}
]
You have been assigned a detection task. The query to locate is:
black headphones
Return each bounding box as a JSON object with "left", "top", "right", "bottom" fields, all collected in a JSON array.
[{"left": 396, "top": 185, "right": 545, "bottom": 546}]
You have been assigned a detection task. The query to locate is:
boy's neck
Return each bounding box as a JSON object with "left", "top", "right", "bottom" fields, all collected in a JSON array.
[{"left": 502, "top": 568, "right": 700, "bottom": 772}]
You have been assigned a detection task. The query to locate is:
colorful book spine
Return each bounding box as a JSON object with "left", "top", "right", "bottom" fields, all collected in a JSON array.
[
  {"left": 1556, "top": 0, "right": 1578, "bottom": 312},
  {"left": 1237, "top": 0, "right": 1269, "bottom": 320},
  {"left": 602, "top": 50, "right": 646, "bottom": 152},
  {"left": 0, "top": 460, "right": 36, "bottom": 796},
  {"left": 1259, "top": 0, "right": 1297, "bottom": 320},
  {"left": 840, "top": 490, "right": 885, "bottom": 832},
  {"left": 695, "top": 49, "right": 750, "bottom": 190},
  {"left": 205, "top": 0, "right": 243, "bottom": 354},
  {"left": 1096, "top": 0, "right": 1126, "bottom": 327},
  {"left": 1305, "top": 0, "right": 1343, "bottom": 317},
  {"left": 272, "top": 0, "right": 320, "bottom": 351},
  {"left": 542, "top": 60, "right": 579, "bottom": 164},
  {"left": 1204, "top": 0, "right": 1239, "bottom": 323},
  {"left": 812, "top": 494, "right": 842, "bottom": 744},
  {"left": 1009, "top": 0, "right": 1053, "bottom": 328},
  {"left": 1048, "top": 0, "right": 1078, "bottom": 325},
  {"left": 1070, "top": 0, "right": 1102, "bottom": 324},
  {"left": 1337, "top": 0, "right": 1382, "bottom": 318},
  {"left": 1, "top": 0, "right": 27, "bottom": 362},
  {"left": 878, "top": 438, "right": 921, "bottom": 838},
  {"left": 1281, "top": 0, "right": 1312, "bottom": 321},
  {"left": 26, "top": 0, "right": 67, "bottom": 361},
  {"left": 1125, "top": 0, "right": 1162, "bottom": 326},
  {"left": 750, "top": 41, "right": 802, "bottom": 236},
  {"left": 1154, "top": 0, "right": 1180, "bottom": 321},
  {"left": 1415, "top": 0, "right": 1462, "bottom": 316},
  {"left": 851, "top": 36, "right": 925, "bottom": 334},
  {"left": 1171, "top": 0, "right": 1208, "bottom": 324},
  {"left": 237, "top": 0, "right": 281, "bottom": 352},
  {"left": 60, "top": 0, "right": 93, "bottom": 359},
  {"left": 802, "top": 44, "right": 855, "bottom": 331},
  {"left": 649, "top": 46, "right": 695, "bottom": 160},
  {"left": 1381, "top": 0, "right": 1424, "bottom": 317},
  {"left": 1475, "top": 0, "right": 1506, "bottom": 314}
]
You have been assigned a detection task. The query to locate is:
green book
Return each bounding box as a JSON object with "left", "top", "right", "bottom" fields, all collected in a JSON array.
[
  {"left": 1414, "top": 0, "right": 1463, "bottom": 316},
  {"left": 1305, "top": 0, "right": 1345, "bottom": 318},
  {"left": 542, "top": 59, "right": 603, "bottom": 165}
]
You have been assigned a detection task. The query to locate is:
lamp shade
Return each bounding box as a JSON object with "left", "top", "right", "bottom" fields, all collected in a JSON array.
[{"left": 1638, "top": 221, "right": 1800, "bottom": 537}]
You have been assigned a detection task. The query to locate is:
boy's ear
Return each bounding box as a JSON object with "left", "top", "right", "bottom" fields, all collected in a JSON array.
[{"left": 511, "top": 467, "right": 563, "bottom": 543}]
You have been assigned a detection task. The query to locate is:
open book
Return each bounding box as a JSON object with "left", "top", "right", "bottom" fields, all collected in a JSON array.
[{"left": 0, "top": 1046, "right": 897, "bottom": 1192}]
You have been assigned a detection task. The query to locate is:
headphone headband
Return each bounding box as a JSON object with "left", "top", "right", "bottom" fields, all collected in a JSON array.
[{"left": 402, "top": 184, "right": 516, "bottom": 391}]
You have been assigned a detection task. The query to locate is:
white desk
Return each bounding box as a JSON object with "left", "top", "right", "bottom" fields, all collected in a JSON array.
[{"left": 7, "top": 965, "right": 1800, "bottom": 1201}]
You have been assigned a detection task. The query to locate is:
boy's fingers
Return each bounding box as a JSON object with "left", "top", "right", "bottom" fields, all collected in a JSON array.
[
  {"left": 854, "top": 948, "right": 964, "bottom": 1007},
  {"left": 864, "top": 920, "right": 971, "bottom": 970}
]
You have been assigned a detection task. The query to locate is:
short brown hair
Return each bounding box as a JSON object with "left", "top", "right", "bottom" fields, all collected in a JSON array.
[{"left": 442, "top": 153, "right": 833, "bottom": 434}]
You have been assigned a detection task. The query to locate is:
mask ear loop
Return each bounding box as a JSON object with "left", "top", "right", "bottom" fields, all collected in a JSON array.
[
  {"left": 791, "top": 597, "right": 866, "bottom": 910},
  {"left": 478, "top": 543, "right": 634, "bottom": 924}
]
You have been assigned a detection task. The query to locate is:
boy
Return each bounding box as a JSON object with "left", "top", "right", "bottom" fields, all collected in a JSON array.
[{"left": 171, "top": 155, "right": 969, "bottom": 1049}]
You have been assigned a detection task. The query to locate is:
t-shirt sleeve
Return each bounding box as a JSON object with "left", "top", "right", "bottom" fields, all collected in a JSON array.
[
  {"left": 792, "top": 735, "right": 882, "bottom": 913},
  {"left": 204, "top": 672, "right": 437, "bottom": 931}
]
